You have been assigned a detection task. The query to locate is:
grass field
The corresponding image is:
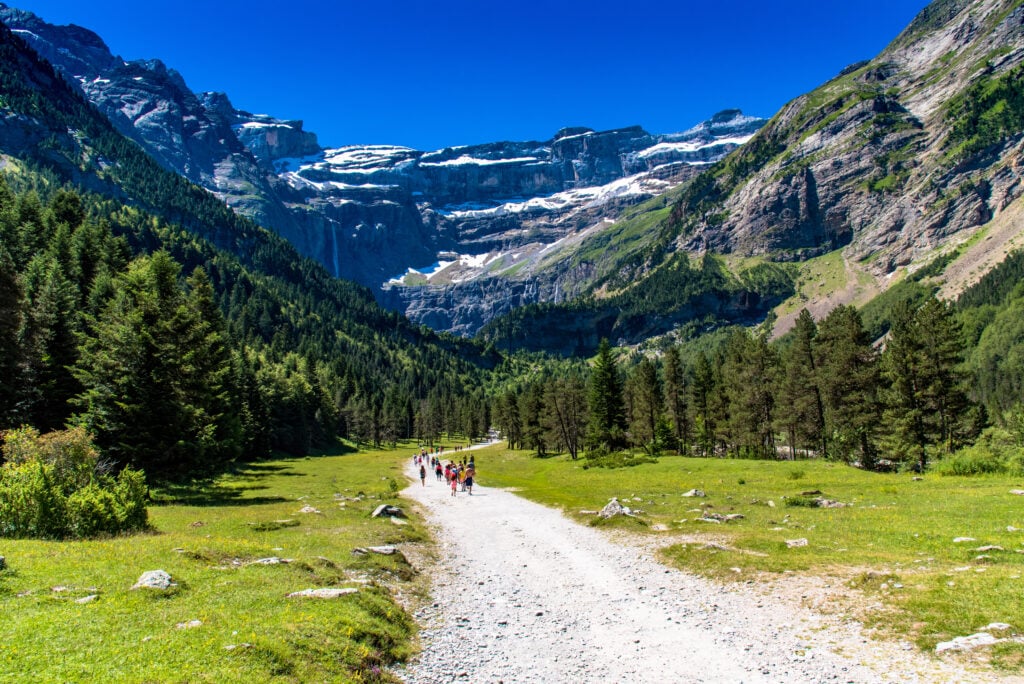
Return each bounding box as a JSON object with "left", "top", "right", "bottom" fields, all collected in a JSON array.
[
  {"left": 477, "top": 445, "right": 1024, "bottom": 666},
  {"left": 0, "top": 444, "right": 429, "bottom": 683}
]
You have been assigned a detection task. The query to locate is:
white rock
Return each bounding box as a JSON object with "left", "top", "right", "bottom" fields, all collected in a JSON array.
[
  {"left": 682, "top": 489, "right": 706, "bottom": 498},
  {"left": 176, "top": 620, "right": 202, "bottom": 629},
  {"left": 297, "top": 505, "right": 321, "bottom": 514},
  {"left": 935, "top": 632, "right": 998, "bottom": 653},
  {"left": 952, "top": 537, "right": 976, "bottom": 543},
  {"left": 287, "top": 587, "right": 359, "bottom": 598},
  {"left": 785, "top": 539, "right": 809, "bottom": 548},
  {"left": 131, "top": 570, "right": 176, "bottom": 590}
]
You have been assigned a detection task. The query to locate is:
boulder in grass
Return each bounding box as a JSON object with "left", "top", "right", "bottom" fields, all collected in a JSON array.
[
  {"left": 682, "top": 489, "right": 706, "bottom": 498},
  {"left": 785, "top": 538, "right": 809, "bottom": 548},
  {"left": 353, "top": 545, "right": 398, "bottom": 556},
  {"left": 132, "top": 570, "right": 176, "bottom": 590},
  {"left": 287, "top": 587, "right": 359, "bottom": 599},
  {"left": 371, "top": 504, "right": 405, "bottom": 519},
  {"left": 598, "top": 498, "right": 628, "bottom": 519},
  {"left": 935, "top": 632, "right": 998, "bottom": 653}
]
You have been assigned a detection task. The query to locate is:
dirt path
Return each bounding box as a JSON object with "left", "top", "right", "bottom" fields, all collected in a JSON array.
[{"left": 395, "top": 456, "right": 998, "bottom": 683}]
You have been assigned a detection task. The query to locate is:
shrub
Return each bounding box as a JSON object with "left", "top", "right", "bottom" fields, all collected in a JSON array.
[{"left": 0, "top": 427, "right": 148, "bottom": 539}]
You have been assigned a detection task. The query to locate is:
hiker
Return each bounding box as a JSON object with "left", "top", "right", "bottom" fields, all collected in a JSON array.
[
  {"left": 419, "top": 464, "right": 426, "bottom": 486},
  {"left": 435, "top": 461, "right": 443, "bottom": 481},
  {"left": 450, "top": 472, "right": 458, "bottom": 496},
  {"left": 465, "top": 466, "right": 474, "bottom": 495}
]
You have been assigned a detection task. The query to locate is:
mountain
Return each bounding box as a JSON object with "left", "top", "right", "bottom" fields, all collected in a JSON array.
[
  {"left": 0, "top": 3, "right": 764, "bottom": 335},
  {"left": 0, "top": 16, "right": 496, "bottom": 460},
  {"left": 655, "top": 0, "right": 1024, "bottom": 325},
  {"left": 466, "top": 0, "right": 1024, "bottom": 352}
]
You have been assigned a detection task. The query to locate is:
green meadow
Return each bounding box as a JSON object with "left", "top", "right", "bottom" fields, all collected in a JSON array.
[
  {"left": 478, "top": 446, "right": 1024, "bottom": 664},
  {"left": 0, "top": 445, "right": 426, "bottom": 683}
]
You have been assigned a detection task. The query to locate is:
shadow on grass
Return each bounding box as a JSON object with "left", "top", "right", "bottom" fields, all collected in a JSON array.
[{"left": 151, "top": 481, "right": 289, "bottom": 507}]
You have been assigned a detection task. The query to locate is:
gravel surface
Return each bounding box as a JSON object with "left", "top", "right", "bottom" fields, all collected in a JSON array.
[{"left": 395, "top": 457, "right": 1002, "bottom": 684}]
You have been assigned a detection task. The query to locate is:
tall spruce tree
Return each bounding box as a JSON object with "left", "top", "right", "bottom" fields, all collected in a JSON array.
[
  {"left": 881, "top": 297, "right": 973, "bottom": 469},
  {"left": 626, "top": 357, "right": 663, "bottom": 454},
  {"left": 662, "top": 346, "right": 689, "bottom": 454},
  {"left": 775, "top": 309, "right": 826, "bottom": 458},
  {"left": 815, "top": 305, "right": 881, "bottom": 466},
  {"left": 587, "top": 339, "right": 626, "bottom": 451}
]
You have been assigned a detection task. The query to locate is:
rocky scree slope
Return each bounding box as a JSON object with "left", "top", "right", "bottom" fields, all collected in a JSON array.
[{"left": 0, "top": 3, "right": 763, "bottom": 335}]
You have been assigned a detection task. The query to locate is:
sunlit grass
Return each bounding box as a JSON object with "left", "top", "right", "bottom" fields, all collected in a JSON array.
[{"left": 0, "top": 444, "right": 426, "bottom": 682}]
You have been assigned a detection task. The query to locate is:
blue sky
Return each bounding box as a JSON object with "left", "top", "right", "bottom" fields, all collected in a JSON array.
[{"left": 9, "top": 0, "right": 929, "bottom": 151}]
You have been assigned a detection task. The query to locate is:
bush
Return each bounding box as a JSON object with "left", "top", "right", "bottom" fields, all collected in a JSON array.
[
  {"left": 0, "top": 427, "right": 148, "bottom": 539},
  {"left": 934, "top": 445, "right": 1007, "bottom": 476}
]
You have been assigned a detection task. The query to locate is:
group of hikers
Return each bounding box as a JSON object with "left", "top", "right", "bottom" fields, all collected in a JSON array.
[{"left": 415, "top": 447, "right": 475, "bottom": 496}]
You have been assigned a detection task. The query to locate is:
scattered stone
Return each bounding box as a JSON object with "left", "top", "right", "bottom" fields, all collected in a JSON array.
[
  {"left": 785, "top": 539, "right": 809, "bottom": 548},
  {"left": 981, "top": 623, "right": 1014, "bottom": 637},
  {"left": 697, "top": 516, "right": 722, "bottom": 524},
  {"left": 176, "top": 619, "right": 202, "bottom": 629},
  {"left": 286, "top": 588, "right": 359, "bottom": 599},
  {"left": 390, "top": 517, "right": 409, "bottom": 526},
  {"left": 131, "top": 570, "right": 176, "bottom": 590},
  {"left": 599, "top": 498, "right": 628, "bottom": 519},
  {"left": 682, "top": 489, "right": 706, "bottom": 498},
  {"left": 297, "top": 505, "right": 321, "bottom": 515},
  {"left": 579, "top": 510, "right": 599, "bottom": 516},
  {"left": 352, "top": 545, "right": 398, "bottom": 556},
  {"left": 935, "top": 632, "right": 998, "bottom": 653},
  {"left": 51, "top": 585, "right": 70, "bottom": 593},
  {"left": 952, "top": 537, "right": 976, "bottom": 543},
  {"left": 190, "top": 521, "right": 205, "bottom": 527},
  {"left": 224, "top": 643, "right": 253, "bottom": 651},
  {"left": 1008, "top": 526, "right": 1020, "bottom": 532},
  {"left": 249, "top": 557, "right": 291, "bottom": 565},
  {"left": 975, "top": 545, "right": 1005, "bottom": 552},
  {"left": 1010, "top": 490, "right": 1024, "bottom": 496},
  {"left": 767, "top": 500, "right": 776, "bottom": 508},
  {"left": 371, "top": 504, "right": 406, "bottom": 518},
  {"left": 813, "top": 498, "right": 850, "bottom": 509},
  {"left": 800, "top": 490, "right": 823, "bottom": 496},
  {"left": 75, "top": 594, "right": 98, "bottom": 604},
  {"left": 912, "top": 476, "right": 924, "bottom": 481}
]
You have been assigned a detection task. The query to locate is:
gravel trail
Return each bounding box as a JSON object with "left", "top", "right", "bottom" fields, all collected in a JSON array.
[{"left": 395, "top": 456, "right": 997, "bottom": 684}]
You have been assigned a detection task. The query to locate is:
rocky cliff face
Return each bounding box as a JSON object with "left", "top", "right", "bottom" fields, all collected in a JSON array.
[
  {"left": 669, "top": 0, "right": 1024, "bottom": 287},
  {"left": 0, "top": 4, "right": 764, "bottom": 335}
]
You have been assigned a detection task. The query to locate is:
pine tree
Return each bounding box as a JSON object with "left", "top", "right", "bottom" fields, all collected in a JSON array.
[
  {"left": 815, "top": 305, "right": 881, "bottom": 466},
  {"left": 721, "top": 328, "right": 777, "bottom": 458},
  {"left": 662, "top": 346, "right": 689, "bottom": 454},
  {"left": 0, "top": 246, "right": 23, "bottom": 427},
  {"left": 626, "top": 358, "right": 663, "bottom": 454},
  {"left": 881, "top": 297, "right": 972, "bottom": 469},
  {"left": 690, "top": 352, "right": 719, "bottom": 457},
  {"left": 775, "top": 309, "right": 825, "bottom": 458},
  {"left": 543, "top": 375, "right": 587, "bottom": 459},
  {"left": 586, "top": 339, "right": 626, "bottom": 451}
]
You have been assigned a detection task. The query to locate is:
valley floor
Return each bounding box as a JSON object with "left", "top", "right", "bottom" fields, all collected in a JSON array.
[{"left": 395, "top": 458, "right": 1013, "bottom": 684}]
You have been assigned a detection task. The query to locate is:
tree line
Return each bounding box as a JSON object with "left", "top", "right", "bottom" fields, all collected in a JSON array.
[
  {"left": 494, "top": 299, "right": 986, "bottom": 471},
  {"left": 0, "top": 180, "right": 492, "bottom": 480}
]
